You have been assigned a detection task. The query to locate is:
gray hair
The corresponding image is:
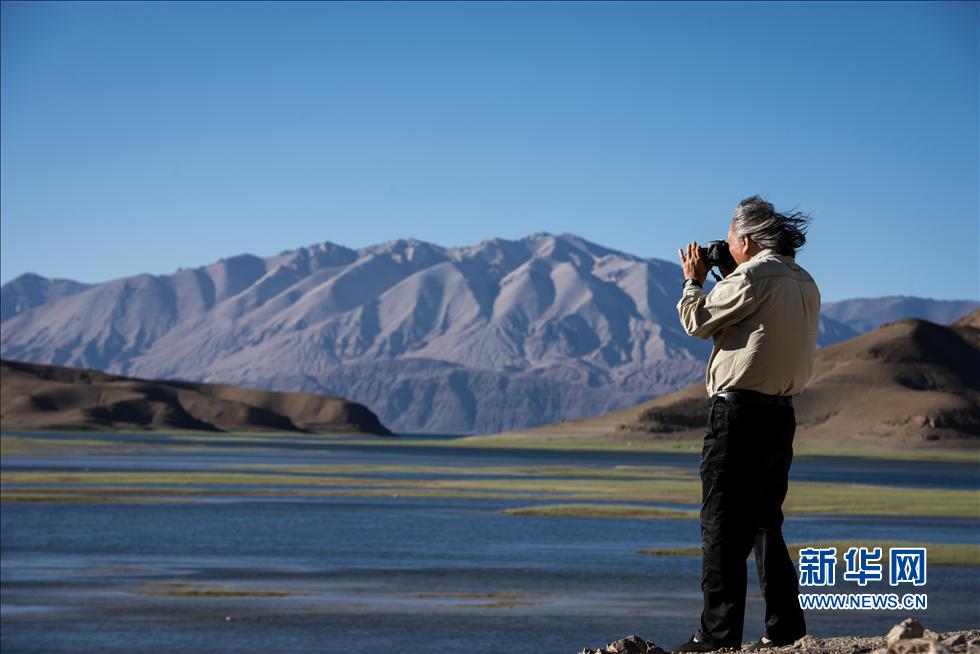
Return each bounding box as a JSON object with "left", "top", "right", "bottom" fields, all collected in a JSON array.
[{"left": 731, "top": 195, "right": 811, "bottom": 257}]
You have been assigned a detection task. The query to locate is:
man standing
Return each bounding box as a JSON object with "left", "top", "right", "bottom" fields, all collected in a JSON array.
[{"left": 669, "top": 196, "right": 820, "bottom": 653}]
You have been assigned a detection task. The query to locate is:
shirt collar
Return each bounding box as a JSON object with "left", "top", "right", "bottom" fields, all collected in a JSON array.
[{"left": 750, "top": 247, "right": 777, "bottom": 261}]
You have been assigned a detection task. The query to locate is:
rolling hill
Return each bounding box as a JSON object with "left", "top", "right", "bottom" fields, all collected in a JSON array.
[
  {"left": 463, "top": 309, "right": 980, "bottom": 450},
  {"left": 0, "top": 358, "right": 392, "bottom": 436}
]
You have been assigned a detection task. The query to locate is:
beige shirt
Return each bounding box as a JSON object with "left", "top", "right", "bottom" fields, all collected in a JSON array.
[{"left": 676, "top": 247, "right": 821, "bottom": 397}]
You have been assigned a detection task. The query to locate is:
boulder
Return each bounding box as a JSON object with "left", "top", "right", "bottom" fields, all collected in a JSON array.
[
  {"left": 578, "top": 634, "right": 665, "bottom": 654},
  {"left": 889, "top": 620, "right": 927, "bottom": 646}
]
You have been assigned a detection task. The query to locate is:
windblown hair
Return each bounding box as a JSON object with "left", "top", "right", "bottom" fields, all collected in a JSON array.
[{"left": 731, "top": 195, "right": 811, "bottom": 257}]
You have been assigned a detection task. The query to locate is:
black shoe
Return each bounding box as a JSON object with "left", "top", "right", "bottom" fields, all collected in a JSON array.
[
  {"left": 744, "top": 637, "right": 776, "bottom": 650},
  {"left": 668, "top": 632, "right": 734, "bottom": 653},
  {"left": 745, "top": 634, "right": 804, "bottom": 650}
]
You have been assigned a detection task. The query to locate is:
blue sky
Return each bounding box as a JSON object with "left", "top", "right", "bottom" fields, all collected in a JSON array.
[{"left": 1, "top": 1, "right": 977, "bottom": 303}]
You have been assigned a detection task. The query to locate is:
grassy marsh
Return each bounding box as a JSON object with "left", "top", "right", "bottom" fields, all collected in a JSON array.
[
  {"left": 5, "top": 430, "right": 978, "bottom": 463},
  {"left": 501, "top": 504, "right": 698, "bottom": 519},
  {"left": 133, "top": 582, "right": 298, "bottom": 598},
  {"left": 3, "top": 462, "right": 976, "bottom": 517},
  {"left": 639, "top": 540, "right": 980, "bottom": 567}
]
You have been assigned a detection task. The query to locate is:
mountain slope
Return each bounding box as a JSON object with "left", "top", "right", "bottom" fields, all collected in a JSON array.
[
  {"left": 0, "top": 358, "right": 392, "bottom": 435},
  {"left": 821, "top": 296, "right": 979, "bottom": 333},
  {"left": 1, "top": 234, "right": 710, "bottom": 434},
  {"left": 2, "top": 233, "right": 974, "bottom": 434},
  {"left": 0, "top": 273, "right": 91, "bottom": 322},
  {"left": 466, "top": 309, "right": 980, "bottom": 449}
]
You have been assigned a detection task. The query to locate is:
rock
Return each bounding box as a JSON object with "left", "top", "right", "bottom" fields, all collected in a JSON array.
[
  {"left": 574, "top": 624, "right": 980, "bottom": 654},
  {"left": 942, "top": 635, "right": 968, "bottom": 648},
  {"left": 891, "top": 638, "right": 937, "bottom": 654},
  {"left": 611, "top": 635, "right": 665, "bottom": 654},
  {"left": 793, "top": 634, "right": 823, "bottom": 649},
  {"left": 578, "top": 635, "right": 665, "bottom": 654},
  {"left": 889, "top": 620, "right": 927, "bottom": 647}
]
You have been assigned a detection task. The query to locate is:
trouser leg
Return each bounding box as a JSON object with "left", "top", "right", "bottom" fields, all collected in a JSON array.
[
  {"left": 698, "top": 396, "right": 759, "bottom": 647},
  {"left": 754, "top": 406, "right": 807, "bottom": 642}
]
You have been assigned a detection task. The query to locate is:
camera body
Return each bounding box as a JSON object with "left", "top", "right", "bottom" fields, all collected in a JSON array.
[{"left": 699, "top": 240, "right": 737, "bottom": 273}]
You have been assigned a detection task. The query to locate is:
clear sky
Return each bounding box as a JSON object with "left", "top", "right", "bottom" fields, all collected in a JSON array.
[{"left": 1, "top": 1, "right": 977, "bottom": 303}]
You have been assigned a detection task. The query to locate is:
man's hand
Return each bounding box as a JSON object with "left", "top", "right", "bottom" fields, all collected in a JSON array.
[{"left": 678, "top": 241, "right": 708, "bottom": 285}]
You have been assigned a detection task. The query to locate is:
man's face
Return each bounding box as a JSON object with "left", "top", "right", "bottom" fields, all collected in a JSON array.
[{"left": 727, "top": 220, "right": 751, "bottom": 265}]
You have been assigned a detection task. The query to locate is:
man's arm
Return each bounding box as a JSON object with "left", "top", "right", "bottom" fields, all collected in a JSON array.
[{"left": 676, "top": 270, "right": 756, "bottom": 340}]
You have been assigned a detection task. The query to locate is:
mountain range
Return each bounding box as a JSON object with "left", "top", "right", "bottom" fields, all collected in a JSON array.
[{"left": 2, "top": 233, "right": 977, "bottom": 434}]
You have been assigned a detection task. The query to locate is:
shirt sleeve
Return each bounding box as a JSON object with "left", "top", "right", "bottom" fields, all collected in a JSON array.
[{"left": 676, "top": 271, "right": 757, "bottom": 340}]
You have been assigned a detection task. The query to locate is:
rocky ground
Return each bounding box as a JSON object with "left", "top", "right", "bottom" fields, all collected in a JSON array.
[{"left": 578, "top": 619, "right": 980, "bottom": 654}]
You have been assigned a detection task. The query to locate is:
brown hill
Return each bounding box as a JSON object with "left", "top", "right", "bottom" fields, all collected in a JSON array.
[
  {"left": 467, "top": 309, "right": 980, "bottom": 450},
  {"left": 0, "top": 358, "right": 392, "bottom": 436},
  {"left": 953, "top": 307, "right": 980, "bottom": 329}
]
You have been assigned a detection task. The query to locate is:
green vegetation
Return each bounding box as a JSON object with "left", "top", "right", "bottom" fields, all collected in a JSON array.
[
  {"left": 2, "top": 432, "right": 976, "bottom": 517},
  {"left": 0, "top": 492, "right": 197, "bottom": 504},
  {"left": 1, "top": 470, "right": 418, "bottom": 486},
  {"left": 791, "top": 445, "right": 980, "bottom": 464},
  {"left": 407, "top": 591, "right": 548, "bottom": 609},
  {"left": 501, "top": 504, "right": 698, "bottom": 519},
  {"left": 411, "top": 592, "right": 547, "bottom": 600},
  {"left": 639, "top": 541, "right": 980, "bottom": 567},
  {"left": 0, "top": 486, "right": 537, "bottom": 502},
  {"left": 134, "top": 582, "right": 297, "bottom": 597},
  {"left": 441, "top": 435, "right": 980, "bottom": 462},
  {"left": 472, "top": 439, "right": 978, "bottom": 463},
  {"left": 218, "top": 462, "right": 698, "bottom": 480},
  {"left": 488, "top": 478, "right": 977, "bottom": 517},
  {"left": 783, "top": 482, "right": 978, "bottom": 517},
  {"left": 4, "top": 429, "right": 977, "bottom": 462},
  {"left": 3, "top": 463, "right": 975, "bottom": 517}
]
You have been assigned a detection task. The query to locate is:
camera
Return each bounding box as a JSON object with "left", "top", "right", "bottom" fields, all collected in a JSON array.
[{"left": 699, "top": 240, "right": 737, "bottom": 275}]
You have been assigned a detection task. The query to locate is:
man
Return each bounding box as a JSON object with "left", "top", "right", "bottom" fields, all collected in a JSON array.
[{"left": 669, "top": 195, "right": 821, "bottom": 653}]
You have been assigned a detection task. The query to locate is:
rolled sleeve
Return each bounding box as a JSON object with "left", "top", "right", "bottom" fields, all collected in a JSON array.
[{"left": 676, "top": 272, "right": 756, "bottom": 340}]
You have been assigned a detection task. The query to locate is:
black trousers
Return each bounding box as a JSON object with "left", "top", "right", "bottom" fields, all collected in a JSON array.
[{"left": 698, "top": 393, "right": 807, "bottom": 647}]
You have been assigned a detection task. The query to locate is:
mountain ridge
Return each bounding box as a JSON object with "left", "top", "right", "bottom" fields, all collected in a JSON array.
[{"left": 3, "top": 233, "right": 977, "bottom": 434}]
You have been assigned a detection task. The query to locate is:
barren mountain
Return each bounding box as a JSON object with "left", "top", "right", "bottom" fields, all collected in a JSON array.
[
  {"left": 1, "top": 233, "right": 710, "bottom": 434},
  {"left": 467, "top": 309, "right": 980, "bottom": 449},
  {"left": 1, "top": 233, "right": 974, "bottom": 435},
  {"left": 0, "top": 273, "right": 91, "bottom": 322},
  {"left": 0, "top": 358, "right": 392, "bottom": 435}
]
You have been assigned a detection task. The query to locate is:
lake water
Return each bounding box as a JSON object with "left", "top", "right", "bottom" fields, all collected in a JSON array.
[{"left": 2, "top": 432, "right": 978, "bottom": 653}]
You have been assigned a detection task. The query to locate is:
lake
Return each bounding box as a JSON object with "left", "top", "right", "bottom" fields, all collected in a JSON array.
[{"left": 2, "top": 431, "right": 978, "bottom": 653}]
